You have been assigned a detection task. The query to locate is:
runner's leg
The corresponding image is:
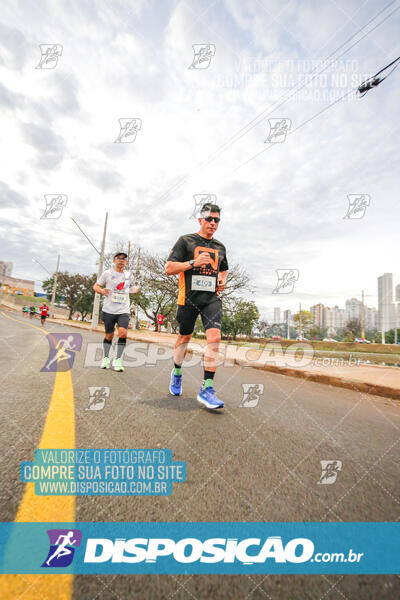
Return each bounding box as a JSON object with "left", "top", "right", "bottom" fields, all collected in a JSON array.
[
  {"left": 101, "top": 311, "right": 117, "bottom": 368},
  {"left": 197, "top": 299, "right": 224, "bottom": 409},
  {"left": 113, "top": 314, "right": 129, "bottom": 371},
  {"left": 169, "top": 305, "right": 198, "bottom": 395}
]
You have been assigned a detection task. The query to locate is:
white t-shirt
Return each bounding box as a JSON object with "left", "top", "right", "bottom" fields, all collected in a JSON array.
[{"left": 96, "top": 267, "right": 137, "bottom": 315}]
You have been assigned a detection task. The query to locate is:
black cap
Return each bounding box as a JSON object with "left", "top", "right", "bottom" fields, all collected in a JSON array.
[{"left": 114, "top": 252, "right": 128, "bottom": 259}]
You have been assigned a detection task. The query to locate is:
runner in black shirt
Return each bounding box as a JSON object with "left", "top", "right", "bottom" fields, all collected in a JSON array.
[{"left": 165, "top": 203, "right": 228, "bottom": 409}]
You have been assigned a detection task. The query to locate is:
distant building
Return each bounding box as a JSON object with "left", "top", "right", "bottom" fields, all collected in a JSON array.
[
  {"left": 273, "top": 307, "right": 281, "bottom": 324},
  {"left": 283, "top": 309, "right": 292, "bottom": 324},
  {"left": 0, "top": 261, "right": 12, "bottom": 276},
  {"left": 377, "top": 273, "right": 395, "bottom": 331},
  {"left": 0, "top": 274, "right": 34, "bottom": 296},
  {"left": 324, "top": 305, "right": 346, "bottom": 335},
  {"left": 365, "top": 307, "right": 377, "bottom": 331},
  {"left": 395, "top": 283, "right": 400, "bottom": 302},
  {"left": 345, "top": 297, "right": 362, "bottom": 322},
  {"left": 310, "top": 303, "right": 325, "bottom": 328}
]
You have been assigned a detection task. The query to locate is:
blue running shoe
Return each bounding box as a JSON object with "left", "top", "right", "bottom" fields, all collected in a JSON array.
[
  {"left": 197, "top": 386, "right": 224, "bottom": 410},
  {"left": 169, "top": 369, "right": 182, "bottom": 396}
]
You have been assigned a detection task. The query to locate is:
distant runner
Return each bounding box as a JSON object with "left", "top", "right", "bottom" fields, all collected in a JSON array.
[
  {"left": 165, "top": 202, "right": 228, "bottom": 409},
  {"left": 93, "top": 252, "right": 140, "bottom": 371},
  {"left": 22, "top": 305, "right": 29, "bottom": 317},
  {"left": 157, "top": 313, "right": 164, "bottom": 333},
  {"left": 39, "top": 302, "right": 49, "bottom": 326},
  {"left": 29, "top": 305, "right": 36, "bottom": 319}
]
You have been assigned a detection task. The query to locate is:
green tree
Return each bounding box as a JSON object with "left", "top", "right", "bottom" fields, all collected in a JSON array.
[
  {"left": 309, "top": 326, "right": 328, "bottom": 340},
  {"left": 222, "top": 297, "right": 259, "bottom": 340},
  {"left": 384, "top": 328, "right": 400, "bottom": 344},
  {"left": 137, "top": 251, "right": 178, "bottom": 330},
  {"left": 41, "top": 275, "right": 63, "bottom": 303},
  {"left": 344, "top": 318, "right": 361, "bottom": 339},
  {"left": 293, "top": 310, "right": 313, "bottom": 337},
  {"left": 43, "top": 272, "right": 96, "bottom": 319}
]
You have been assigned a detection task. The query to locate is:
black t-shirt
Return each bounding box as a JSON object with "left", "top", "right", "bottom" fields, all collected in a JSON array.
[{"left": 168, "top": 233, "right": 229, "bottom": 306}]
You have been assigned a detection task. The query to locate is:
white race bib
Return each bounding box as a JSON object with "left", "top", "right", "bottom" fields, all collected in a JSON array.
[
  {"left": 111, "top": 291, "right": 128, "bottom": 303},
  {"left": 191, "top": 275, "right": 216, "bottom": 292}
]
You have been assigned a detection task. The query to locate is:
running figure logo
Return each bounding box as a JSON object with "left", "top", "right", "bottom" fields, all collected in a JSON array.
[
  {"left": 114, "top": 118, "right": 142, "bottom": 143},
  {"left": 41, "top": 333, "right": 82, "bottom": 372},
  {"left": 265, "top": 118, "right": 291, "bottom": 143},
  {"left": 41, "top": 194, "right": 68, "bottom": 220},
  {"left": 272, "top": 269, "right": 299, "bottom": 294},
  {"left": 190, "top": 194, "right": 217, "bottom": 219},
  {"left": 188, "top": 44, "right": 216, "bottom": 69},
  {"left": 86, "top": 386, "right": 110, "bottom": 411},
  {"left": 240, "top": 383, "right": 264, "bottom": 408},
  {"left": 343, "top": 194, "right": 370, "bottom": 219},
  {"left": 41, "top": 529, "right": 82, "bottom": 567},
  {"left": 317, "top": 460, "right": 342, "bottom": 485},
  {"left": 35, "top": 44, "right": 63, "bottom": 69}
]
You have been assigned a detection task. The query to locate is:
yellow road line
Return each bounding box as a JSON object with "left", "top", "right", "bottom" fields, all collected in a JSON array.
[{"left": 0, "top": 311, "right": 75, "bottom": 599}]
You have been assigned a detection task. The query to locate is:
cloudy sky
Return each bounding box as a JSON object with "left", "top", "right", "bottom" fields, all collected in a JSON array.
[{"left": 1, "top": 0, "right": 399, "bottom": 319}]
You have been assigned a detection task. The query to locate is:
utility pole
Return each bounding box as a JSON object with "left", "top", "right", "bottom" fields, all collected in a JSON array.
[
  {"left": 287, "top": 310, "right": 290, "bottom": 340},
  {"left": 361, "top": 290, "right": 365, "bottom": 340},
  {"left": 127, "top": 241, "right": 131, "bottom": 266},
  {"left": 299, "top": 302, "right": 302, "bottom": 339},
  {"left": 381, "top": 299, "right": 386, "bottom": 345},
  {"left": 50, "top": 254, "right": 60, "bottom": 317},
  {"left": 91, "top": 213, "right": 108, "bottom": 330}
]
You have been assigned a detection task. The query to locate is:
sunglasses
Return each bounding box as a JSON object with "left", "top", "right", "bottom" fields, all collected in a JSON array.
[{"left": 203, "top": 216, "right": 220, "bottom": 223}]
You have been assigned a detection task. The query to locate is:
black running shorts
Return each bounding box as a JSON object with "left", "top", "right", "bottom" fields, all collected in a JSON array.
[
  {"left": 176, "top": 298, "right": 222, "bottom": 335},
  {"left": 40, "top": 314, "right": 47, "bottom": 321},
  {"left": 101, "top": 311, "right": 130, "bottom": 334}
]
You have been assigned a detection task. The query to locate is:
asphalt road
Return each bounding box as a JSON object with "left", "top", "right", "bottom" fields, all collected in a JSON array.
[{"left": 1, "top": 309, "right": 399, "bottom": 599}]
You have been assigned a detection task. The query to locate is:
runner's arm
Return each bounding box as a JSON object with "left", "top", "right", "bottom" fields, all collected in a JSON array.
[
  {"left": 217, "top": 270, "right": 228, "bottom": 292},
  {"left": 165, "top": 260, "right": 193, "bottom": 276},
  {"left": 93, "top": 283, "right": 109, "bottom": 296},
  {"left": 93, "top": 272, "right": 110, "bottom": 296}
]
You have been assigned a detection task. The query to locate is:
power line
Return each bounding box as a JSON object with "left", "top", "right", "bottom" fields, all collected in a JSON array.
[
  {"left": 215, "top": 88, "right": 355, "bottom": 183},
  {"left": 157, "top": 0, "right": 399, "bottom": 201}
]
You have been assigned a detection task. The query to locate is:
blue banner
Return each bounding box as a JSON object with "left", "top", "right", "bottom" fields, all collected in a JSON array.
[{"left": 0, "top": 522, "right": 398, "bottom": 574}]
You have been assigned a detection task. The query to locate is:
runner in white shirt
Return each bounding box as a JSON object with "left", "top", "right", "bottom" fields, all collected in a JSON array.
[{"left": 93, "top": 252, "right": 140, "bottom": 371}]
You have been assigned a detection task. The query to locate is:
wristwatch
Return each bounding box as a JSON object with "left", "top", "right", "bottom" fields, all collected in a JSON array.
[{"left": 189, "top": 259, "right": 195, "bottom": 268}]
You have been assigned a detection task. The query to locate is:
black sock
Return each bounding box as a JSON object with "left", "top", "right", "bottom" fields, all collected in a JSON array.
[
  {"left": 203, "top": 370, "right": 215, "bottom": 389},
  {"left": 117, "top": 337, "right": 126, "bottom": 358},
  {"left": 174, "top": 362, "right": 182, "bottom": 375},
  {"left": 103, "top": 338, "right": 112, "bottom": 358}
]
